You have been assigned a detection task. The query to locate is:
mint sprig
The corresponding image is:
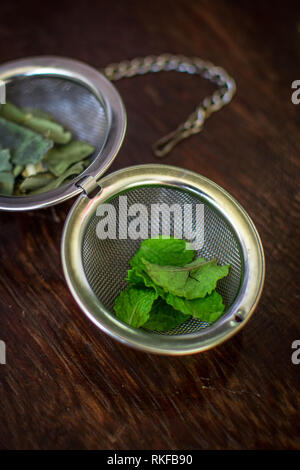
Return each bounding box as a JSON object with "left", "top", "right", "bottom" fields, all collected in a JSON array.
[{"left": 114, "top": 237, "right": 230, "bottom": 331}]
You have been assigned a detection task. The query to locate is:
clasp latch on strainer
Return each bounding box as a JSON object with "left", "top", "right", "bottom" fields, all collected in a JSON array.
[{"left": 76, "top": 175, "right": 102, "bottom": 198}]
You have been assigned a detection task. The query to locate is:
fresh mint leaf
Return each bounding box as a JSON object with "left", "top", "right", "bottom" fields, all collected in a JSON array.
[
  {"left": 115, "top": 238, "right": 230, "bottom": 330},
  {"left": 128, "top": 237, "right": 196, "bottom": 302},
  {"left": 166, "top": 290, "right": 225, "bottom": 323},
  {"left": 127, "top": 267, "right": 165, "bottom": 297},
  {"left": 143, "top": 298, "right": 189, "bottom": 331},
  {"left": 126, "top": 268, "right": 145, "bottom": 286},
  {"left": 114, "top": 286, "right": 158, "bottom": 328},
  {"left": 144, "top": 258, "right": 230, "bottom": 299},
  {"left": 130, "top": 237, "right": 195, "bottom": 270},
  {"left": 190, "top": 259, "right": 230, "bottom": 289}
]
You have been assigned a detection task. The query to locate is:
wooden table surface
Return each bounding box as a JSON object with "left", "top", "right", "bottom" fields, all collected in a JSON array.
[{"left": 0, "top": 0, "right": 299, "bottom": 450}]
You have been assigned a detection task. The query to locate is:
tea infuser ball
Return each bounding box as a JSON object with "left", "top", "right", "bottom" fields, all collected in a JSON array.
[
  {"left": 62, "top": 165, "right": 265, "bottom": 355},
  {"left": 0, "top": 56, "right": 127, "bottom": 211},
  {"left": 0, "top": 55, "right": 264, "bottom": 354}
]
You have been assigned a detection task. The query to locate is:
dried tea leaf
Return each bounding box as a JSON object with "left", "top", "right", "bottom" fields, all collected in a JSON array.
[
  {"left": 0, "top": 149, "right": 12, "bottom": 171},
  {"left": 0, "top": 102, "right": 72, "bottom": 144},
  {"left": 29, "top": 160, "right": 87, "bottom": 195},
  {"left": 19, "top": 173, "right": 55, "bottom": 193},
  {"left": 0, "top": 172, "right": 15, "bottom": 195},
  {"left": 0, "top": 116, "right": 53, "bottom": 165},
  {"left": 22, "top": 162, "right": 47, "bottom": 178},
  {"left": 44, "top": 140, "right": 95, "bottom": 176},
  {"left": 22, "top": 107, "right": 55, "bottom": 121},
  {"left": 13, "top": 165, "right": 24, "bottom": 177}
]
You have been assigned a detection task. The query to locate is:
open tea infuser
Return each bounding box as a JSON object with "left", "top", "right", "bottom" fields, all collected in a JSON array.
[{"left": 0, "top": 55, "right": 265, "bottom": 354}]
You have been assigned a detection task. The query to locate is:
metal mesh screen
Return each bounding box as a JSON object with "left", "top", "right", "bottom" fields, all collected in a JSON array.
[
  {"left": 82, "top": 186, "right": 243, "bottom": 335},
  {"left": 6, "top": 76, "right": 109, "bottom": 162}
]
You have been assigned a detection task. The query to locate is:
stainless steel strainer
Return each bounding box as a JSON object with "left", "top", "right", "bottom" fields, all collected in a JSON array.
[
  {"left": 0, "top": 56, "right": 126, "bottom": 210},
  {"left": 0, "top": 55, "right": 264, "bottom": 354},
  {"left": 62, "top": 164, "right": 265, "bottom": 355}
]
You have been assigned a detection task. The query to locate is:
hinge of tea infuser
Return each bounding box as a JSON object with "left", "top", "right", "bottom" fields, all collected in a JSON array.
[
  {"left": 76, "top": 175, "right": 102, "bottom": 198},
  {"left": 103, "top": 54, "right": 236, "bottom": 157}
]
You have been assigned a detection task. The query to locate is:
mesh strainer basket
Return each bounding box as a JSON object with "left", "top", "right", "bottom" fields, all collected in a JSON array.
[
  {"left": 62, "top": 165, "right": 265, "bottom": 355},
  {"left": 0, "top": 56, "right": 126, "bottom": 210},
  {"left": 0, "top": 56, "right": 265, "bottom": 354}
]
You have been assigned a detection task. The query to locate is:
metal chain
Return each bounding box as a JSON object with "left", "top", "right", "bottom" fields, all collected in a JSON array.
[{"left": 103, "top": 54, "right": 236, "bottom": 157}]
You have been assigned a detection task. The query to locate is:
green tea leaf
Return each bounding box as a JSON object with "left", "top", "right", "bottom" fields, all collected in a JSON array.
[
  {"left": 143, "top": 298, "right": 189, "bottom": 331},
  {"left": 0, "top": 172, "right": 15, "bottom": 195},
  {"left": 130, "top": 237, "right": 195, "bottom": 270},
  {"left": 29, "top": 160, "right": 87, "bottom": 195},
  {"left": 44, "top": 141, "right": 95, "bottom": 176},
  {"left": 114, "top": 286, "right": 158, "bottom": 328},
  {"left": 19, "top": 173, "right": 55, "bottom": 193},
  {"left": 144, "top": 258, "right": 230, "bottom": 299},
  {"left": 22, "top": 107, "right": 55, "bottom": 121},
  {"left": 22, "top": 162, "right": 47, "bottom": 178},
  {"left": 13, "top": 165, "right": 23, "bottom": 177},
  {"left": 0, "top": 102, "right": 24, "bottom": 122},
  {"left": 0, "top": 116, "right": 53, "bottom": 165},
  {"left": 0, "top": 149, "right": 12, "bottom": 171},
  {"left": 26, "top": 116, "right": 72, "bottom": 144},
  {"left": 0, "top": 102, "right": 72, "bottom": 144}
]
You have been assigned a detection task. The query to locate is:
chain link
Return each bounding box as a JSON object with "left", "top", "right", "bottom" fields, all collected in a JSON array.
[{"left": 102, "top": 54, "right": 236, "bottom": 157}]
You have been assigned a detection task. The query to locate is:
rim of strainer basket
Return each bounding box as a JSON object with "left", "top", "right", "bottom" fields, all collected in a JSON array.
[
  {"left": 61, "top": 164, "right": 265, "bottom": 355},
  {"left": 0, "top": 56, "right": 126, "bottom": 211}
]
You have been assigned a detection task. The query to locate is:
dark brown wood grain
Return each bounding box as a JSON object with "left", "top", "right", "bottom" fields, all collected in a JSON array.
[{"left": 0, "top": 0, "right": 299, "bottom": 450}]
